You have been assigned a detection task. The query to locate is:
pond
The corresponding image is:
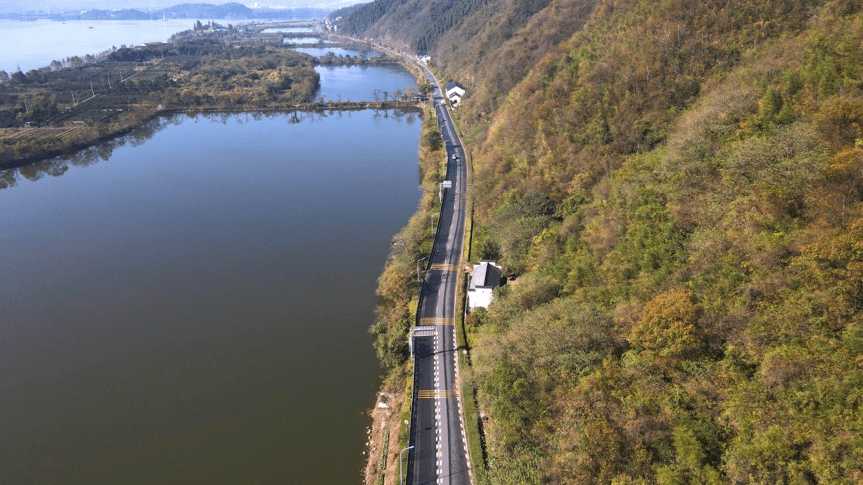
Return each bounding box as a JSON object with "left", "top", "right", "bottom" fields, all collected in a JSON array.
[
  {"left": 293, "top": 46, "right": 383, "bottom": 58},
  {"left": 261, "top": 27, "right": 315, "bottom": 34},
  {"left": 315, "top": 65, "right": 418, "bottom": 102},
  {"left": 281, "top": 36, "right": 321, "bottom": 44}
]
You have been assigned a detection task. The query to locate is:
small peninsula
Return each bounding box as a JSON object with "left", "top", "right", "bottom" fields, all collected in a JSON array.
[{"left": 0, "top": 22, "right": 423, "bottom": 168}]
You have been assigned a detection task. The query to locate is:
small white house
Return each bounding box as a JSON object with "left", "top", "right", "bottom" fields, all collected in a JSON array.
[
  {"left": 445, "top": 80, "right": 466, "bottom": 107},
  {"left": 468, "top": 261, "right": 502, "bottom": 310}
]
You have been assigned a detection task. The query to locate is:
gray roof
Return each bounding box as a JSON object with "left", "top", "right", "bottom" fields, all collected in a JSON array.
[
  {"left": 445, "top": 80, "right": 464, "bottom": 92},
  {"left": 469, "top": 262, "right": 501, "bottom": 291}
]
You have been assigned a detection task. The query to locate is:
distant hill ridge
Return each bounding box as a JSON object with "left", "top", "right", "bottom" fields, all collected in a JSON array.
[{"left": 2, "top": 3, "right": 331, "bottom": 21}]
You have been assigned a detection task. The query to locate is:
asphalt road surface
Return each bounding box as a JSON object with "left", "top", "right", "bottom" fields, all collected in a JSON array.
[{"left": 407, "top": 64, "right": 471, "bottom": 485}]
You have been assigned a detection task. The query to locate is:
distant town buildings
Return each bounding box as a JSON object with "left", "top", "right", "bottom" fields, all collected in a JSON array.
[
  {"left": 445, "top": 80, "right": 465, "bottom": 107},
  {"left": 468, "top": 261, "right": 502, "bottom": 310}
]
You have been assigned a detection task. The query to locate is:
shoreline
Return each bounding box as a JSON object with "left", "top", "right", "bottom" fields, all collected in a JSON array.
[
  {"left": 0, "top": 20, "right": 417, "bottom": 171},
  {"left": 356, "top": 52, "right": 444, "bottom": 485},
  {"left": 2, "top": 27, "right": 435, "bottom": 482},
  {"left": 0, "top": 101, "right": 423, "bottom": 172}
]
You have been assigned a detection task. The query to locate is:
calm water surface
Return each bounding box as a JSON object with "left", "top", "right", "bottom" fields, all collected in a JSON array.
[
  {"left": 282, "top": 36, "right": 320, "bottom": 44},
  {"left": 0, "top": 109, "right": 422, "bottom": 483},
  {"left": 261, "top": 27, "right": 314, "bottom": 34},
  {"left": 316, "top": 65, "right": 418, "bottom": 102},
  {"left": 294, "top": 47, "right": 383, "bottom": 58},
  {"left": 0, "top": 19, "right": 195, "bottom": 73}
]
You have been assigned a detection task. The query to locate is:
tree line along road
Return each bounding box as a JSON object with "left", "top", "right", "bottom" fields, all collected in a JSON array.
[
  {"left": 331, "top": 34, "right": 474, "bottom": 484},
  {"left": 406, "top": 60, "right": 472, "bottom": 485}
]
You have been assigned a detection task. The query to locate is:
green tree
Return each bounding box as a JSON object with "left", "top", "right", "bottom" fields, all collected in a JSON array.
[{"left": 655, "top": 425, "right": 722, "bottom": 485}]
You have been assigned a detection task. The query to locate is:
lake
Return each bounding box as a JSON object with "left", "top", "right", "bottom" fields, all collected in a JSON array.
[
  {"left": 0, "top": 19, "right": 197, "bottom": 73},
  {"left": 0, "top": 108, "right": 422, "bottom": 484},
  {"left": 0, "top": 21, "right": 423, "bottom": 485}
]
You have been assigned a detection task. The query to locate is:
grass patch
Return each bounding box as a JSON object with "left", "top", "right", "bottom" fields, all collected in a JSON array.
[
  {"left": 377, "top": 430, "right": 390, "bottom": 485},
  {"left": 460, "top": 366, "right": 487, "bottom": 485},
  {"left": 456, "top": 269, "right": 488, "bottom": 484},
  {"left": 464, "top": 212, "right": 473, "bottom": 263},
  {"left": 447, "top": 93, "right": 487, "bottom": 484},
  {"left": 398, "top": 362, "right": 414, "bottom": 452}
]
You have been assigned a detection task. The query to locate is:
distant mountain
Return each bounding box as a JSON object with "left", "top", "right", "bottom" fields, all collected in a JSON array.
[
  {"left": 51, "top": 9, "right": 153, "bottom": 21},
  {"left": 1, "top": 3, "right": 331, "bottom": 21},
  {"left": 161, "top": 3, "right": 255, "bottom": 20}
]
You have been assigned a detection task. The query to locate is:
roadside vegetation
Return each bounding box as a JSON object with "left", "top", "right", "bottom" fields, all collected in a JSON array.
[
  {"left": 345, "top": 0, "right": 863, "bottom": 482},
  {"left": 365, "top": 103, "right": 445, "bottom": 484},
  {"left": 371, "top": 103, "right": 444, "bottom": 373}
]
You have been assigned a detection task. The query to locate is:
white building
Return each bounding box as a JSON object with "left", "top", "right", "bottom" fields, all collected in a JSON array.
[
  {"left": 468, "top": 261, "right": 502, "bottom": 310},
  {"left": 445, "top": 81, "right": 466, "bottom": 107}
]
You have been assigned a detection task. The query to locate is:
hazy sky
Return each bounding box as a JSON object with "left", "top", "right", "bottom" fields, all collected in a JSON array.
[{"left": 0, "top": 0, "right": 361, "bottom": 13}]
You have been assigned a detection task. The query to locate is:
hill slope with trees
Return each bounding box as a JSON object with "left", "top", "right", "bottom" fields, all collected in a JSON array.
[{"left": 346, "top": 0, "right": 863, "bottom": 483}]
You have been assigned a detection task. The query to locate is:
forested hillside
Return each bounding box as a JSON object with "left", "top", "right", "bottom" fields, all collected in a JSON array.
[{"left": 348, "top": 0, "right": 863, "bottom": 482}]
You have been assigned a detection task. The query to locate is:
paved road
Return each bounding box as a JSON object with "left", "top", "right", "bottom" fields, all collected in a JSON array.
[
  {"left": 407, "top": 64, "right": 470, "bottom": 485},
  {"left": 326, "top": 35, "right": 473, "bottom": 483}
]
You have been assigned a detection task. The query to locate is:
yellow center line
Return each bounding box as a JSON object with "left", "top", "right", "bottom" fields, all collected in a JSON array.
[
  {"left": 428, "top": 263, "right": 458, "bottom": 272},
  {"left": 417, "top": 389, "right": 454, "bottom": 399},
  {"left": 419, "top": 317, "right": 455, "bottom": 326}
]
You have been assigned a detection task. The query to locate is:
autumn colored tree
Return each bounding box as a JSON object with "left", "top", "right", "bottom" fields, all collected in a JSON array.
[
  {"left": 628, "top": 289, "right": 700, "bottom": 358},
  {"left": 341, "top": 1, "right": 863, "bottom": 481}
]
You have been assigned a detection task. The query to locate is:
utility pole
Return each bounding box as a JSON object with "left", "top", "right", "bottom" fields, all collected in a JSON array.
[
  {"left": 399, "top": 446, "right": 414, "bottom": 485},
  {"left": 416, "top": 255, "right": 428, "bottom": 284}
]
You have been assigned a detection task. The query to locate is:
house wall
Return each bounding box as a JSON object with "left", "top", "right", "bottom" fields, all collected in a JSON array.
[{"left": 468, "top": 288, "right": 494, "bottom": 310}]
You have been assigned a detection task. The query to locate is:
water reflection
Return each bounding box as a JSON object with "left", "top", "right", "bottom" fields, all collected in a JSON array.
[
  {"left": 260, "top": 27, "right": 314, "bottom": 34},
  {"left": 1, "top": 108, "right": 422, "bottom": 484},
  {"left": 282, "top": 37, "right": 320, "bottom": 44},
  {"left": 294, "top": 47, "right": 382, "bottom": 58},
  {"left": 0, "top": 109, "right": 420, "bottom": 190}
]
